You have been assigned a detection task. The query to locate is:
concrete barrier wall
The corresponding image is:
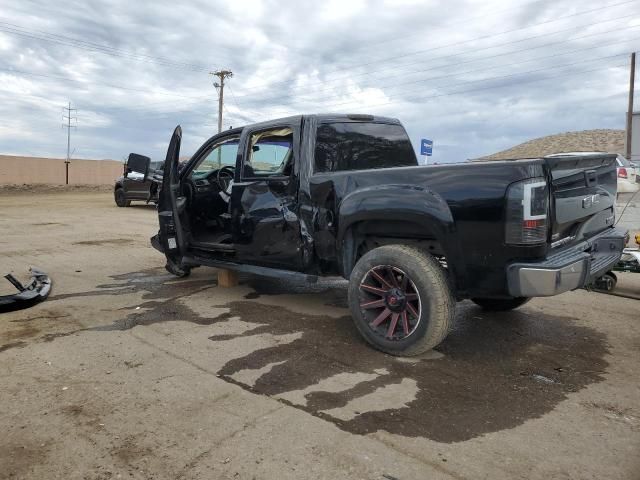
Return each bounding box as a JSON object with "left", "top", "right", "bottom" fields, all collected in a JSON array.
[{"left": 0, "top": 155, "right": 124, "bottom": 185}]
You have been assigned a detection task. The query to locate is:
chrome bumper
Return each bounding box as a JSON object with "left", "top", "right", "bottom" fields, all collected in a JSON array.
[{"left": 507, "top": 228, "right": 627, "bottom": 297}]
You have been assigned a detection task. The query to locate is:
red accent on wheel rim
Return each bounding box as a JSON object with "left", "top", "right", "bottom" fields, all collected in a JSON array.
[{"left": 358, "top": 265, "right": 422, "bottom": 341}]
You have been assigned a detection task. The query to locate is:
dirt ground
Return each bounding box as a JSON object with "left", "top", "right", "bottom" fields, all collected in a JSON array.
[{"left": 1, "top": 190, "right": 639, "bottom": 480}]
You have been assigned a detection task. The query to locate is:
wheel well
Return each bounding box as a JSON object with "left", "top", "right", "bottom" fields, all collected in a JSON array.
[{"left": 342, "top": 220, "right": 447, "bottom": 277}]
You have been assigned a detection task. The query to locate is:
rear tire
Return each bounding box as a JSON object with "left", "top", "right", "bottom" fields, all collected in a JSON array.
[
  {"left": 594, "top": 272, "right": 617, "bottom": 292},
  {"left": 114, "top": 188, "right": 130, "bottom": 207},
  {"left": 348, "top": 245, "right": 454, "bottom": 356},
  {"left": 471, "top": 297, "right": 531, "bottom": 311}
]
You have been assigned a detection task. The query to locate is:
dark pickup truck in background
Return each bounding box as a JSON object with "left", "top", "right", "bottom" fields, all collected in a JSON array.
[
  {"left": 114, "top": 160, "right": 163, "bottom": 207},
  {"left": 127, "top": 114, "right": 627, "bottom": 356}
]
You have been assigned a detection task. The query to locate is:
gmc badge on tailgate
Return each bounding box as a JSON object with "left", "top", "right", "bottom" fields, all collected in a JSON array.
[{"left": 582, "top": 194, "right": 600, "bottom": 209}]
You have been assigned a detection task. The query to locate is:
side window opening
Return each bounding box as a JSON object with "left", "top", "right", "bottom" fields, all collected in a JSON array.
[
  {"left": 192, "top": 137, "right": 240, "bottom": 176},
  {"left": 244, "top": 127, "right": 294, "bottom": 178}
]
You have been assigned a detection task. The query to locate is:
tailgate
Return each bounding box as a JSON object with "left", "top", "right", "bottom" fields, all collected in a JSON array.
[{"left": 544, "top": 154, "right": 617, "bottom": 247}]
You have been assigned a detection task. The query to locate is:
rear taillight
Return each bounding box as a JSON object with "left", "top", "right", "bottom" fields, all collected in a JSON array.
[
  {"left": 505, "top": 178, "right": 549, "bottom": 245},
  {"left": 618, "top": 167, "right": 627, "bottom": 178}
]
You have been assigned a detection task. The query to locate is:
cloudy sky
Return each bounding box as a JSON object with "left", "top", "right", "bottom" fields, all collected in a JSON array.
[{"left": 0, "top": 0, "right": 637, "bottom": 163}]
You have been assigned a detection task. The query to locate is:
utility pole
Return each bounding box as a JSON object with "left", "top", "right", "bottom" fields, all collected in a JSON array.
[
  {"left": 626, "top": 52, "right": 635, "bottom": 160},
  {"left": 210, "top": 70, "right": 233, "bottom": 133},
  {"left": 62, "top": 101, "right": 77, "bottom": 185}
]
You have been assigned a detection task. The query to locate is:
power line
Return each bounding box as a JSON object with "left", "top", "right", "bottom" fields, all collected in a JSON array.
[
  {"left": 235, "top": 11, "right": 639, "bottom": 97},
  {"left": 114, "top": 53, "right": 630, "bottom": 123},
  {"left": 0, "top": 2, "right": 546, "bottom": 77},
  {"left": 229, "top": 54, "right": 630, "bottom": 118},
  {"left": 0, "top": 21, "right": 218, "bottom": 72},
  {"left": 1, "top": 0, "right": 633, "bottom": 89},
  {"left": 0, "top": 66, "right": 208, "bottom": 99},
  {"left": 308, "top": 59, "right": 631, "bottom": 113},
  {"left": 2, "top": 20, "right": 632, "bottom": 116},
  {"left": 102, "top": 18, "right": 640, "bottom": 115},
  {"left": 235, "top": 30, "right": 640, "bottom": 106},
  {"left": 3, "top": 40, "right": 632, "bottom": 126}
]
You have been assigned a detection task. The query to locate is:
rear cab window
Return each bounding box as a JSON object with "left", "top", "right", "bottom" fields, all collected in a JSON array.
[{"left": 314, "top": 122, "right": 417, "bottom": 173}]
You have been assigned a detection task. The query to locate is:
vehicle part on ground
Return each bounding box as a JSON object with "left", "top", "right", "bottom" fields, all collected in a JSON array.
[
  {"left": 0, "top": 268, "right": 52, "bottom": 313},
  {"left": 593, "top": 272, "right": 618, "bottom": 292},
  {"left": 471, "top": 297, "right": 531, "bottom": 311},
  {"left": 348, "top": 245, "right": 454, "bottom": 356}
]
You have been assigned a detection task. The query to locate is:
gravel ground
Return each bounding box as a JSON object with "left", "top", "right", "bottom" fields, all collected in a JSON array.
[{"left": 0, "top": 191, "right": 639, "bottom": 480}]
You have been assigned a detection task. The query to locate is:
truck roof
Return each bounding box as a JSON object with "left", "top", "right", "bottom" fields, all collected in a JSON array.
[
  {"left": 309, "top": 113, "right": 401, "bottom": 124},
  {"left": 238, "top": 114, "right": 401, "bottom": 130}
]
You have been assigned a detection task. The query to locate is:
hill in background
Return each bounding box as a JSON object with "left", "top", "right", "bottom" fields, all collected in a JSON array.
[{"left": 479, "top": 129, "right": 625, "bottom": 160}]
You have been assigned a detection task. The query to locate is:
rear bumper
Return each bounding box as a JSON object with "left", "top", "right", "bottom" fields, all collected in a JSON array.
[{"left": 507, "top": 228, "right": 628, "bottom": 297}]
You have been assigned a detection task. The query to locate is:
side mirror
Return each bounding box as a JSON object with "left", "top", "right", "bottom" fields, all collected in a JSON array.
[
  {"left": 126, "top": 153, "right": 151, "bottom": 180},
  {"left": 252, "top": 145, "right": 260, "bottom": 153}
]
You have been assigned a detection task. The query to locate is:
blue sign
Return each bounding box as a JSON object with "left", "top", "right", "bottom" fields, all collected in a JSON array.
[{"left": 420, "top": 139, "right": 433, "bottom": 156}]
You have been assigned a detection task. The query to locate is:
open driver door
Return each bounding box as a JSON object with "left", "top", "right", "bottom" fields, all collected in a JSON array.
[{"left": 156, "top": 125, "right": 190, "bottom": 276}]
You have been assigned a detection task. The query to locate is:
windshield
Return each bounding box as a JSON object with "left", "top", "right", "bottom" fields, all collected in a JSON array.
[{"left": 192, "top": 137, "right": 240, "bottom": 176}]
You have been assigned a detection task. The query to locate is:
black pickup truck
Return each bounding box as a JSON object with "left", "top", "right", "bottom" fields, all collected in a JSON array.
[
  {"left": 127, "top": 114, "right": 626, "bottom": 356},
  {"left": 114, "top": 160, "right": 163, "bottom": 207}
]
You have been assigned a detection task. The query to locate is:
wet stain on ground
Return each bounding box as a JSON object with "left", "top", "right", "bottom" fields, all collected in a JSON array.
[
  {"left": 46, "top": 269, "right": 219, "bottom": 333},
  {"left": 2, "top": 325, "right": 41, "bottom": 342},
  {"left": 72, "top": 238, "right": 134, "bottom": 246},
  {"left": 110, "top": 435, "right": 153, "bottom": 464},
  {"left": 10, "top": 313, "right": 70, "bottom": 323},
  {"left": 61, "top": 404, "right": 85, "bottom": 417},
  {"left": 26, "top": 269, "right": 611, "bottom": 443},
  {"left": 0, "top": 340, "right": 27, "bottom": 353},
  {"left": 0, "top": 441, "right": 50, "bottom": 479},
  {"left": 15, "top": 269, "right": 218, "bottom": 343},
  {"left": 210, "top": 300, "right": 609, "bottom": 443}
]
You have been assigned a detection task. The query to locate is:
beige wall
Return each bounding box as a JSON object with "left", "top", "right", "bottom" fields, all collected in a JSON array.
[{"left": 0, "top": 155, "right": 124, "bottom": 185}]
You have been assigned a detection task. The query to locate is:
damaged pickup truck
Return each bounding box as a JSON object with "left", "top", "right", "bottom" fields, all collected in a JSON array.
[{"left": 128, "top": 114, "right": 627, "bottom": 356}]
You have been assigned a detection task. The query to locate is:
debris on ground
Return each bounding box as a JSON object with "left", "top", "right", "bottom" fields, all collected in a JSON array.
[{"left": 0, "top": 268, "right": 52, "bottom": 313}]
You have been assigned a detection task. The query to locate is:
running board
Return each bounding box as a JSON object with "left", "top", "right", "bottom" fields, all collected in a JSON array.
[
  {"left": 182, "top": 255, "right": 320, "bottom": 284},
  {"left": 189, "top": 241, "right": 235, "bottom": 253}
]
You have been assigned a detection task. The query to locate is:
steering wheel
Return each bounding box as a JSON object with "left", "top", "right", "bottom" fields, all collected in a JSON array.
[{"left": 216, "top": 166, "right": 235, "bottom": 192}]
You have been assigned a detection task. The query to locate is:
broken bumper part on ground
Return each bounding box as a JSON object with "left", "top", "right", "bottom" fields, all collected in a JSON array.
[{"left": 0, "top": 268, "right": 52, "bottom": 313}]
